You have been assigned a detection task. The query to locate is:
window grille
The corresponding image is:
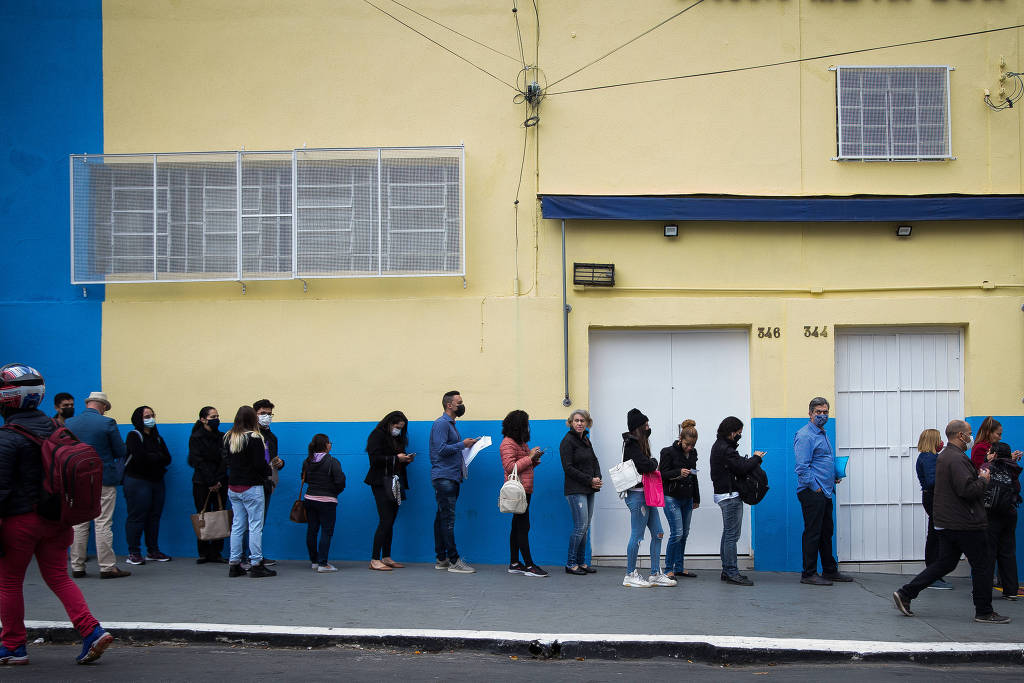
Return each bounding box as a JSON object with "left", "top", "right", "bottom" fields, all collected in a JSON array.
[
  {"left": 834, "top": 66, "right": 952, "bottom": 161},
  {"left": 70, "top": 146, "right": 465, "bottom": 284}
]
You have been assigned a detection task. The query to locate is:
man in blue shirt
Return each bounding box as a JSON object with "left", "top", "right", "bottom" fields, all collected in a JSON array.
[
  {"left": 429, "top": 390, "right": 478, "bottom": 574},
  {"left": 65, "top": 392, "right": 131, "bottom": 579},
  {"left": 794, "top": 397, "right": 852, "bottom": 586}
]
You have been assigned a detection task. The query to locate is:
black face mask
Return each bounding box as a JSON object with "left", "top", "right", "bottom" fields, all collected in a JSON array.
[
  {"left": 207, "top": 418, "right": 220, "bottom": 430},
  {"left": 454, "top": 404, "right": 466, "bottom": 418},
  {"left": 59, "top": 406, "right": 75, "bottom": 419},
  {"left": 642, "top": 427, "right": 652, "bottom": 437}
]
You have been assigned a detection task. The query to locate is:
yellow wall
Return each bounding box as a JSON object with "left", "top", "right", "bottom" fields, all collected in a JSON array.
[{"left": 100, "top": 1, "right": 1024, "bottom": 425}]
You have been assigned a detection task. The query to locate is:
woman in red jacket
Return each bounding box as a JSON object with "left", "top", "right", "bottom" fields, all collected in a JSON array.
[{"left": 500, "top": 410, "right": 547, "bottom": 577}]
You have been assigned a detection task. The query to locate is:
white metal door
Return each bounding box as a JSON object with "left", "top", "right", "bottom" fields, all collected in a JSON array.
[
  {"left": 588, "top": 329, "right": 752, "bottom": 560},
  {"left": 835, "top": 329, "right": 963, "bottom": 562}
]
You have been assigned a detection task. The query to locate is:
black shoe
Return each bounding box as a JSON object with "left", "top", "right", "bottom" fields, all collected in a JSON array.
[
  {"left": 565, "top": 566, "right": 588, "bottom": 575},
  {"left": 261, "top": 557, "right": 277, "bottom": 567},
  {"left": 196, "top": 558, "right": 209, "bottom": 565},
  {"left": 228, "top": 564, "right": 246, "bottom": 577},
  {"left": 974, "top": 612, "right": 1011, "bottom": 624},
  {"left": 892, "top": 590, "right": 914, "bottom": 616},
  {"left": 801, "top": 574, "right": 833, "bottom": 586},
  {"left": 508, "top": 562, "right": 526, "bottom": 575},
  {"left": 724, "top": 574, "right": 754, "bottom": 586},
  {"left": 822, "top": 571, "right": 854, "bottom": 582},
  {"left": 72, "top": 570, "right": 87, "bottom": 578},
  {"left": 581, "top": 565, "right": 597, "bottom": 574},
  {"left": 523, "top": 565, "right": 549, "bottom": 578},
  {"left": 248, "top": 562, "right": 277, "bottom": 578}
]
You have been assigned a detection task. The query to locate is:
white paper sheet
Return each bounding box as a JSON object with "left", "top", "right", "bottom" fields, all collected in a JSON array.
[{"left": 462, "top": 435, "right": 492, "bottom": 474}]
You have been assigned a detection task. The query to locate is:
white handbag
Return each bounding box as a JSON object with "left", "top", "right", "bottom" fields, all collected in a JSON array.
[
  {"left": 498, "top": 463, "right": 528, "bottom": 514},
  {"left": 609, "top": 458, "right": 642, "bottom": 493}
]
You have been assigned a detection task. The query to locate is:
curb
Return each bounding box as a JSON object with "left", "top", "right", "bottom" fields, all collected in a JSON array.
[{"left": 25, "top": 621, "right": 1024, "bottom": 664}]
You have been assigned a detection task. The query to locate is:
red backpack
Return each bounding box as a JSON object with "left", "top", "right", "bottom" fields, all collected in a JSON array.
[{"left": 2, "top": 423, "right": 103, "bottom": 526}]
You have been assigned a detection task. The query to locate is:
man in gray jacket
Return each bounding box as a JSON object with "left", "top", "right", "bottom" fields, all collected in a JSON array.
[
  {"left": 892, "top": 419, "right": 1009, "bottom": 623},
  {"left": 65, "top": 392, "right": 131, "bottom": 579}
]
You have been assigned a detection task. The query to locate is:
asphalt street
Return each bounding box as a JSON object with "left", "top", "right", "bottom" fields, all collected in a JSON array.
[{"left": 1, "top": 643, "right": 1022, "bottom": 682}]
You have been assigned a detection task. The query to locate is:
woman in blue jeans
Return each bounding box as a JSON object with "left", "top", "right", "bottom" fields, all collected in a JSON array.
[
  {"left": 709, "top": 416, "right": 765, "bottom": 586},
  {"left": 559, "top": 409, "right": 602, "bottom": 575},
  {"left": 621, "top": 408, "right": 675, "bottom": 588},
  {"left": 659, "top": 419, "right": 701, "bottom": 580},
  {"left": 223, "top": 406, "right": 275, "bottom": 578},
  {"left": 123, "top": 405, "right": 172, "bottom": 566}
]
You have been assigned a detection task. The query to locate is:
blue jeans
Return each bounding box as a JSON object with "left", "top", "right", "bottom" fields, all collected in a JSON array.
[
  {"left": 624, "top": 489, "right": 663, "bottom": 574},
  {"left": 228, "top": 486, "right": 265, "bottom": 565},
  {"left": 123, "top": 476, "right": 165, "bottom": 556},
  {"left": 432, "top": 478, "right": 460, "bottom": 563},
  {"left": 718, "top": 495, "right": 743, "bottom": 577},
  {"left": 566, "top": 493, "right": 595, "bottom": 567},
  {"left": 663, "top": 496, "right": 693, "bottom": 575}
]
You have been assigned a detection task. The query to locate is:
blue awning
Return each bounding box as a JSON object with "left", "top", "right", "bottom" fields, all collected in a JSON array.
[{"left": 540, "top": 194, "right": 1024, "bottom": 222}]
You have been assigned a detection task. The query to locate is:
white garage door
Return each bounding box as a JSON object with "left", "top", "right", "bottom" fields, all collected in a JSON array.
[
  {"left": 588, "top": 329, "right": 752, "bottom": 561},
  {"left": 835, "top": 328, "right": 963, "bottom": 562}
]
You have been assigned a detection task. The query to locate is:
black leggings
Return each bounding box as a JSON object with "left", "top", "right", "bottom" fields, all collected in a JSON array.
[
  {"left": 509, "top": 493, "right": 533, "bottom": 566},
  {"left": 371, "top": 485, "right": 399, "bottom": 560}
]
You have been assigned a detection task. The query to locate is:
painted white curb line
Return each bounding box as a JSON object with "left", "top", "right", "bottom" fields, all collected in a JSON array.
[{"left": 25, "top": 621, "right": 1024, "bottom": 655}]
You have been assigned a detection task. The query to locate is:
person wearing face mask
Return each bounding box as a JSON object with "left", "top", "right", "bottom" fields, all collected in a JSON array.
[
  {"left": 188, "top": 406, "right": 228, "bottom": 564},
  {"left": 303, "top": 434, "right": 346, "bottom": 573},
  {"left": 559, "top": 409, "right": 601, "bottom": 575},
  {"left": 429, "top": 390, "right": 479, "bottom": 574},
  {"left": 251, "top": 399, "right": 283, "bottom": 568},
  {"left": 621, "top": 408, "right": 674, "bottom": 588},
  {"left": 710, "top": 416, "right": 764, "bottom": 586},
  {"left": 794, "top": 397, "right": 852, "bottom": 586},
  {"left": 123, "top": 405, "right": 172, "bottom": 566},
  {"left": 52, "top": 392, "right": 74, "bottom": 427},
  {"left": 893, "top": 420, "right": 1010, "bottom": 624},
  {"left": 365, "top": 411, "right": 413, "bottom": 571},
  {"left": 659, "top": 419, "right": 701, "bottom": 580}
]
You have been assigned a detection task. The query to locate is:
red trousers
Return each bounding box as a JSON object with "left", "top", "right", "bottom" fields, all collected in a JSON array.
[{"left": 0, "top": 512, "right": 98, "bottom": 648}]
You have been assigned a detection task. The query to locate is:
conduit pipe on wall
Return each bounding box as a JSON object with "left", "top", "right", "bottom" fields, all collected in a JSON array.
[
  {"left": 581, "top": 283, "right": 1024, "bottom": 295},
  {"left": 561, "top": 219, "right": 571, "bottom": 407}
]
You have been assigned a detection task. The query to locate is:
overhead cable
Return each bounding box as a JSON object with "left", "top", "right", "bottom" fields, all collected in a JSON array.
[
  {"left": 548, "top": 23, "right": 1024, "bottom": 96},
  {"left": 363, "top": 0, "right": 517, "bottom": 90},
  {"left": 386, "top": 0, "right": 521, "bottom": 62},
  {"left": 548, "top": 0, "right": 707, "bottom": 88}
]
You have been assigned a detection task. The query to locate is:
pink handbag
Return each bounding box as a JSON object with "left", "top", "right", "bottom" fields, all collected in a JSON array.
[{"left": 642, "top": 471, "right": 665, "bottom": 507}]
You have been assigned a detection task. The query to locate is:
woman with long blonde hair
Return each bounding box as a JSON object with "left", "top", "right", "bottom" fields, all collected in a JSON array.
[
  {"left": 915, "top": 428, "right": 950, "bottom": 590},
  {"left": 223, "top": 406, "right": 275, "bottom": 578}
]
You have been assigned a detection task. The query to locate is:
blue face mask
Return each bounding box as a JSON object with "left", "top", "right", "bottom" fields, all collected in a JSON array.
[
  {"left": 812, "top": 413, "right": 828, "bottom": 428},
  {"left": 143, "top": 417, "right": 156, "bottom": 429}
]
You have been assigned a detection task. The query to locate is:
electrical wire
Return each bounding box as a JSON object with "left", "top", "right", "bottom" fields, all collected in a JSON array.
[
  {"left": 513, "top": 1, "right": 527, "bottom": 69},
  {"left": 548, "top": 23, "right": 1024, "bottom": 96},
  {"left": 385, "top": 0, "right": 521, "bottom": 62},
  {"left": 362, "top": 0, "right": 517, "bottom": 90},
  {"left": 548, "top": 0, "right": 707, "bottom": 89},
  {"left": 985, "top": 72, "right": 1024, "bottom": 111},
  {"left": 532, "top": 0, "right": 539, "bottom": 70}
]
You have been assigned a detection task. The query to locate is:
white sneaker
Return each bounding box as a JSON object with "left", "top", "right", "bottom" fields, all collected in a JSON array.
[
  {"left": 447, "top": 558, "right": 476, "bottom": 574},
  {"left": 622, "top": 570, "right": 652, "bottom": 588},
  {"left": 649, "top": 572, "right": 677, "bottom": 587},
  {"left": 316, "top": 563, "right": 338, "bottom": 573}
]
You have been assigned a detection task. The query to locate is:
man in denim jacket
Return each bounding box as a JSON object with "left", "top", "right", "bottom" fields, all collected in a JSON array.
[
  {"left": 794, "top": 397, "right": 852, "bottom": 586},
  {"left": 65, "top": 392, "right": 131, "bottom": 579}
]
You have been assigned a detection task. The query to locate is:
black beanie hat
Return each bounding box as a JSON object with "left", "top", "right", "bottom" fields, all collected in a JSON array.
[{"left": 627, "top": 408, "right": 649, "bottom": 433}]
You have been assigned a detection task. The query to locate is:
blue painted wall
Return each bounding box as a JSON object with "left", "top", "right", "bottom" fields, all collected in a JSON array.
[
  {"left": 0, "top": 1, "right": 104, "bottom": 394},
  {"left": 110, "top": 418, "right": 584, "bottom": 568}
]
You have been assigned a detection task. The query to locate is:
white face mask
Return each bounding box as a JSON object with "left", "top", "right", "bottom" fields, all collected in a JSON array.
[
  {"left": 258, "top": 414, "right": 272, "bottom": 428},
  {"left": 390, "top": 427, "right": 401, "bottom": 437}
]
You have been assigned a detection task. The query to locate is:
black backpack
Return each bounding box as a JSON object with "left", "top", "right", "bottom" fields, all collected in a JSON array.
[
  {"left": 734, "top": 463, "right": 770, "bottom": 505},
  {"left": 984, "top": 462, "right": 1021, "bottom": 516}
]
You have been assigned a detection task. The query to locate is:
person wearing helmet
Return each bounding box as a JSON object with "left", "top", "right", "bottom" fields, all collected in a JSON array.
[{"left": 0, "top": 363, "right": 115, "bottom": 666}]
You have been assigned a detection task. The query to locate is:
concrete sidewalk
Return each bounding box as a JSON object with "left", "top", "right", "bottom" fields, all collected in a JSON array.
[{"left": 21, "top": 560, "right": 1024, "bottom": 663}]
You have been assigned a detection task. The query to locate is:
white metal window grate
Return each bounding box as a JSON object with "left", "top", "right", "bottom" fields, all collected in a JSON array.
[
  {"left": 70, "top": 146, "right": 465, "bottom": 283},
  {"left": 834, "top": 66, "right": 952, "bottom": 161}
]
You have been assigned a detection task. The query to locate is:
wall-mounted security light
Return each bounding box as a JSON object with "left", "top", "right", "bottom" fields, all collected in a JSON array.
[
  {"left": 573, "top": 262, "right": 615, "bottom": 287},
  {"left": 895, "top": 224, "right": 913, "bottom": 237},
  {"left": 664, "top": 224, "right": 678, "bottom": 238}
]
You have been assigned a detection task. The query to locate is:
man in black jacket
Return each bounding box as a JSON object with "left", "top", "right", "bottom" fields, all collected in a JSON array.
[
  {"left": 0, "top": 362, "right": 114, "bottom": 665},
  {"left": 893, "top": 419, "right": 1010, "bottom": 624},
  {"left": 251, "top": 398, "right": 283, "bottom": 568}
]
